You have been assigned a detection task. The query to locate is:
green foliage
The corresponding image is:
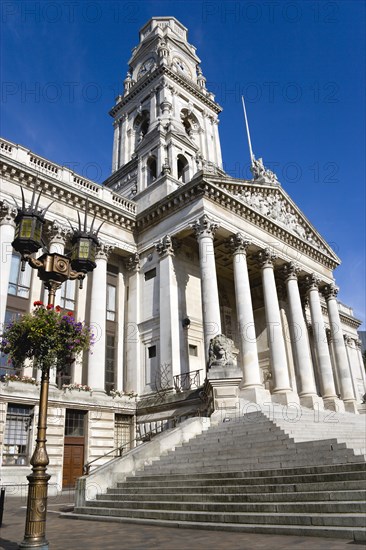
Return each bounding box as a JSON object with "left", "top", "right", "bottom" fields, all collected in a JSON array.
[{"left": 0, "top": 302, "right": 94, "bottom": 372}]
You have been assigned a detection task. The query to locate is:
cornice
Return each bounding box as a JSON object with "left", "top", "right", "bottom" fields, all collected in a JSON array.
[
  {"left": 109, "top": 65, "right": 222, "bottom": 118},
  {"left": 320, "top": 303, "right": 361, "bottom": 329},
  {"left": 136, "top": 177, "right": 339, "bottom": 270},
  {"left": 0, "top": 153, "right": 136, "bottom": 232}
]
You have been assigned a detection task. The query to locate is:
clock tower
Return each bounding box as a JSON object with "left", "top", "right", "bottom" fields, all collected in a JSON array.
[{"left": 105, "top": 17, "right": 223, "bottom": 210}]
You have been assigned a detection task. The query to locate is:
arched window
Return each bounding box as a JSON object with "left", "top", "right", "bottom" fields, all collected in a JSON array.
[
  {"left": 177, "top": 154, "right": 189, "bottom": 183},
  {"left": 147, "top": 156, "right": 157, "bottom": 185},
  {"left": 133, "top": 110, "right": 150, "bottom": 147}
]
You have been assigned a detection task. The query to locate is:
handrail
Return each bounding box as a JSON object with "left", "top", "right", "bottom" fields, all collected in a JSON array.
[
  {"left": 82, "top": 434, "right": 149, "bottom": 476},
  {"left": 83, "top": 445, "right": 124, "bottom": 475},
  {"left": 82, "top": 408, "right": 206, "bottom": 476}
]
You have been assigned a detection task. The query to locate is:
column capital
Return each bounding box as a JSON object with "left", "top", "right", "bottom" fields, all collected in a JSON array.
[
  {"left": 46, "top": 221, "right": 70, "bottom": 246},
  {"left": 226, "top": 232, "right": 251, "bottom": 255},
  {"left": 283, "top": 261, "right": 300, "bottom": 281},
  {"left": 126, "top": 253, "right": 140, "bottom": 272},
  {"left": 191, "top": 214, "right": 219, "bottom": 240},
  {"left": 155, "top": 235, "right": 179, "bottom": 257},
  {"left": 0, "top": 201, "right": 17, "bottom": 226},
  {"left": 305, "top": 273, "right": 321, "bottom": 291},
  {"left": 256, "top": 248, "right": 277, "bottom": 268},
  {"left": 323, "top": 283, "right": 339, "bottom": 301},
  {"left": 96, "top": 242, "right": 114, "bottom": 261}
]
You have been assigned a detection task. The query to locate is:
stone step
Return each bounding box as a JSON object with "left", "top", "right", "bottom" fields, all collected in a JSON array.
[
  {"left": 73, "top": 506, "right": 366, "bottom": 528},
  {"left": 133, "top": 461, "right": 366, "bottom": 479},
  {"left": 102, "top": 489, "right": 366, "bottom": 503},
  {"left": 63, "top": 511, "right": 366, "bottom": 541},
  {"left": 89, "top": 498, "right": 366, "bottom": 514},
  {"left": 117, "top": 479, "right": 366, "bottom": 494}
]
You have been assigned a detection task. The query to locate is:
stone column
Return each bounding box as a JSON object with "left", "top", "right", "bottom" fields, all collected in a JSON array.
[
  {"left": 191, "top": 215, "right": 221, "bottom": 363},
  {"left": 87, "top": 243, "right": 113, "bottom": 392},
  {"left": 125, "top": 253, "right": 141, "bottom": 394},
  {"left": 156, "top": 235, "right": 180, "bottom": 388},
  {"left": 323, "top": 284, "right": 358, "bottom": 413},
  {"left": 112, "top": 119, "right": 120, "bottom": 172},
  {"left": 116, "top": 270, "right": 126, "bottom": 392},
  {"left": 257, "top": 249, "right": 298, "bottom": 405},
  {"left": 305, "top": 274, "right": 344, "bottom": 411},
  {"left": 284, "top": 263, "right": 323, "bottom": 409},
  {"left": 0, "top": 203, "right": 17, "bottom": 328},
  {"left": 150, "top": 88, "right": 157, "bottom": 125},
  {"left": 228, "top": 233, "right": 269, "bottom": 404}
]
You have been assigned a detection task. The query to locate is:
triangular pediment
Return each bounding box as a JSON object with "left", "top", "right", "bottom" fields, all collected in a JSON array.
[{"left": 206, "top": 176, "right": 340, "bottom": 264}]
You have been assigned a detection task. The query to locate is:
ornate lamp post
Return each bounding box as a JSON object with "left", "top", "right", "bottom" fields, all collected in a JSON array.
[{"left": 11, "top": 187, "right": 101, "bottom": 550}]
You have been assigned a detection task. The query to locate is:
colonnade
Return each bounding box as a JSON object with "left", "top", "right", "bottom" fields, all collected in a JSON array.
[{"left": 0, "top": 208, "right": 362, "bottom": 412}]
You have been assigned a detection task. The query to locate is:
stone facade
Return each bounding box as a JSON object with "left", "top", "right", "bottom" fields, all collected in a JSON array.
[{"left": 0, "top": 17, "right": 365, "bottom": 493}]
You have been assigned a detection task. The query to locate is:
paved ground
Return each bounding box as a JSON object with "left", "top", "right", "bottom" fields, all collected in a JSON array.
[{"left": 0, "top": 492, "right": 362, "bottom": 550}]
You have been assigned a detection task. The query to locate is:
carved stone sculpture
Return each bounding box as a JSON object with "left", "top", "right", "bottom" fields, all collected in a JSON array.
[{"left": 208, "top": 334, "right": 237, "bottom": 370}]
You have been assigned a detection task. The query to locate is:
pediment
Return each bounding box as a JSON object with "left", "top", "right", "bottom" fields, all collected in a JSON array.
[{"left": 209, "top": 177, "right": 340, "bottom": 263}]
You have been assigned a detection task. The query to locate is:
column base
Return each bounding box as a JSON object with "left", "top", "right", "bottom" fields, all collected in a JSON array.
[
  {"left": 343, "top": 400, "right": 359, "bottom": 414},
  {"left": 300, "top": 394, "right": 324, "bottom": 411},
  {"left": 271, "top": 391, "right": 300, "bottom": 406},
  {"left": 323, "top": 396, "right": 345, "bottom": 413},
  {"left": 239, "top": 386, "right": 271, "bottom": 407}
]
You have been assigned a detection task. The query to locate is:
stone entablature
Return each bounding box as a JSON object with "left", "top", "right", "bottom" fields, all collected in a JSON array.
[
  {"left": 110, "top": 65, "right": 221, "bottom": 119},
  {"left": 0, "top": 138, "right": 136, "bottom": 230},
  {"left": 136, "top": 176, "right": 339, "bottom": 270}
]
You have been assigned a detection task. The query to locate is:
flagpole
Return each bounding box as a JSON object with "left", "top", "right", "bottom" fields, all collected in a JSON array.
[{"left": 241, "top": 95, "right": 255, "bottom": 166}]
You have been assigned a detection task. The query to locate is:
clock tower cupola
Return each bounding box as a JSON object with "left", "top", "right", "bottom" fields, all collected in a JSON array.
[{"left": 106, "top": 17, "right": 223, "bottom": 209}]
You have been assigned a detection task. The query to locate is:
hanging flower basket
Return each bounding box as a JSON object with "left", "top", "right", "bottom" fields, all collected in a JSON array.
[{"left": 0, "top": 302, "right": 95, "bottom": 373}]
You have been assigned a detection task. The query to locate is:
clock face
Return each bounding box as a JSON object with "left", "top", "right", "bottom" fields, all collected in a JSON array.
[
  {"left": 173, "top": 57, "right": 191, "bottom": 78},
  {"left": 137, "top": 57, "right": 155, "bottom": 79}
]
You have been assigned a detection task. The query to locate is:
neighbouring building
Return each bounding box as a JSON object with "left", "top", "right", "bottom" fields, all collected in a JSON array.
[{"left": 0, "top": 17, "right": 365, "bottom": 495}]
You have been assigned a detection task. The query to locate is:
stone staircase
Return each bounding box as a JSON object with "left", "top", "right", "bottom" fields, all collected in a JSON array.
[{"left": 72, "top": 409, "right": 366, "bottom": 541}]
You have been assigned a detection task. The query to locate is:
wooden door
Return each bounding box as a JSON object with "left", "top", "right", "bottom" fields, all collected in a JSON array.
[{"left": 62, "top": 437, "right": 84, "bottom": 488}]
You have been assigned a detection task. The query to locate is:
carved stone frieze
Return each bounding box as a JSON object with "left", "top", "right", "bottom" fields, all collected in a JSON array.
[{"left": 230, "top": 186, "right": 326, "bottom": 253}]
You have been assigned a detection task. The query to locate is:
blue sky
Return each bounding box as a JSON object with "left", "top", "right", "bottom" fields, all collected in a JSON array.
[{"left": 1, "top": 0, "right": 365, "bottom": 327}]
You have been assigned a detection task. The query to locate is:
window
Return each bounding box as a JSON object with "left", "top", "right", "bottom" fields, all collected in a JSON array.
[
  {"left": 8, "top": 254, "right": 32, "bottom": 298},
  {"left": 65, "top": 409, "right": 85, "bottom": 437},
  {"left": 148, "top": 345, "right": 156, "bottom": 358},
  {"left": 105, "top": 334, "right": 116, "bottom": 394},
  {"left": 177, "top": 154, "right": 189, "bottom": 183},
  {"left": 107, "top": 284, "right": 116, "bottom": 321},
  {"left": 1, "top": 310, "right": 23, "bottom": 376},
  {"left": 60, "top": 279, "right": 76, "bottom": 310},
  {"left": 189, "top": 344, "right": 198, "bottom": 357},
  {"left": 147, "top": 156, "right": 157, "bottom": 184},
  {"left": 144, "top": 268, "right": 156, "bottom": 281},
  {"left": 3, "top": 404, "right": 33, "bottom": 465},
  {"left": 115, "top": 414, "right": 132, "bottom": 455}
]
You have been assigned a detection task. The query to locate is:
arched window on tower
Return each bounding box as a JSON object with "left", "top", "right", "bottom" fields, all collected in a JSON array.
[
  {"left": 133, "top": 110, "right": 150, "bottom": 149},
  {"left": 177, "top": 154, "right": 189, "bottom": 183},
  {"left": 147, "top": 156, "right": 157, "bottom": 185}
]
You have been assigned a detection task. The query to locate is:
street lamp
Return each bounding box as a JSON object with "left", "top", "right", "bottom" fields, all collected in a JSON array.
[{"left": 11, "top": 187, "right": 102, "bottom": 550}]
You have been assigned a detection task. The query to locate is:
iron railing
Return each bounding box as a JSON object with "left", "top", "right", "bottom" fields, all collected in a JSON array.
[{"left": 173, "top": 369, "right": 202, "bottom": 392}]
